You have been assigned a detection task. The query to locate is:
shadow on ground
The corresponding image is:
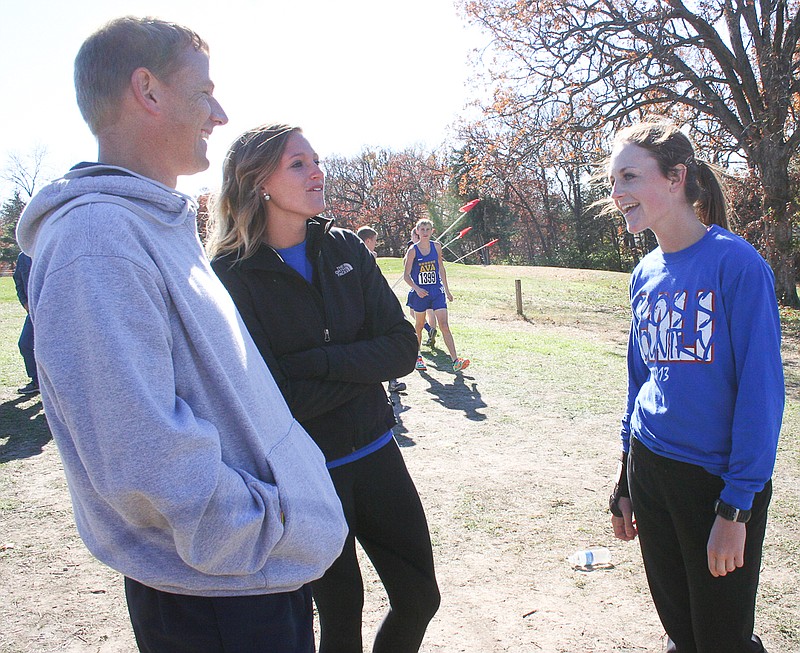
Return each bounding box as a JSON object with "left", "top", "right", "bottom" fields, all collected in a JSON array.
[
  {"left": 0, "top": 394, "right": 50, "bottom": 463},
  {"left": 390, "top": 349, "right": 487, "bottom": 449},
  {"left": 418, "top": 350, "right": 487, "bottom": 421}
]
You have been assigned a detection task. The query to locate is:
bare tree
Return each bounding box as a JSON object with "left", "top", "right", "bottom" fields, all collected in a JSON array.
[
  {"left": 2, "top": 146, "right": 51, "bottom": 199},
  {"left": 461, "top": 0, "right": 800, "bottom": 305}
]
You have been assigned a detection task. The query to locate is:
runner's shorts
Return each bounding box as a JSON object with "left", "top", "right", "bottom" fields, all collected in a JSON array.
[{"left": 407, "top": 289, "right": 447, "bottom": 312}]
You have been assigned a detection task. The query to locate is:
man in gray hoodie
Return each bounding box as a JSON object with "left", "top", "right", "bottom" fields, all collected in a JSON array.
[{"left": 15, "top": 16, "right": 347, "bottom": 653}]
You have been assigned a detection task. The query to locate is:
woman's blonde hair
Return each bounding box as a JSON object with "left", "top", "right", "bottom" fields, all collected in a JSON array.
[
  {"left": 610, "top": 122, "right": 729, "bottom": 229},
  {"left": 207, "top": 124, "right": 300, "bottom": 260}
]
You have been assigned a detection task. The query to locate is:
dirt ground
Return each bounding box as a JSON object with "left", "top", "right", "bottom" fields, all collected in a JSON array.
[{"left": 1, "top": 315, "right": 798, "bottom": 652}]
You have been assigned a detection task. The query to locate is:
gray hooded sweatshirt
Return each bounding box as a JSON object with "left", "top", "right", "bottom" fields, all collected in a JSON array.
[{"left": 16, "top": 164, "right": 347, "bottom": 596}]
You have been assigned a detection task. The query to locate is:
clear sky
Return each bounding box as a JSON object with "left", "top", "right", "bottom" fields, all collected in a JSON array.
[{"left": 0, "top": 0, "right": 487, "bottom": 199}]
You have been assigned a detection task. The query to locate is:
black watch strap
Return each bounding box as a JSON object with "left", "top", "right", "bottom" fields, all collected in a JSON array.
[
  {"left": 609, "top": 454, "right": 629, "bottom": 517},
  {"left": 714, "top": 499, "right": 751, "bottom": 523}
]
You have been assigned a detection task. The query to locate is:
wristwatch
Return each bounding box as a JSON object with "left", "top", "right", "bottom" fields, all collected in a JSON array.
[{"left": 714, "top": 499, "right": 751, "bottom": 523}]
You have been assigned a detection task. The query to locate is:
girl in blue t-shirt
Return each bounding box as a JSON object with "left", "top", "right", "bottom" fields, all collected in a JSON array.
[{"left": 606, "top": 122, "right": 783, "bottom": 653}]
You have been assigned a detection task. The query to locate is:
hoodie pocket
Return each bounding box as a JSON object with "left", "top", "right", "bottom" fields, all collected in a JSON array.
[{"left": 262, "top": 420, "right": 348, "bottom": 588}]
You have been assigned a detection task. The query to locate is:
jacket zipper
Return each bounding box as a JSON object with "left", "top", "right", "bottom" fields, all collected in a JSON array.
[
  {"left": 314, "top": 241, "right": 332, "bottom": 344},
  {"left": 270, "top": 243, "right": 331, "bottom": 344}
]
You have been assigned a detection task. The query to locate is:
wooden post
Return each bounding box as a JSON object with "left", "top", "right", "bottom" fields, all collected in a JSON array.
[{"left": 515, "top": 279, "right": 523, "bottom": 315}]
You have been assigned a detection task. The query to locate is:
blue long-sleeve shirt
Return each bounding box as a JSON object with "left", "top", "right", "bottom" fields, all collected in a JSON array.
[{"left": 621, "top": 225, "right": 784, "bottom": 510}]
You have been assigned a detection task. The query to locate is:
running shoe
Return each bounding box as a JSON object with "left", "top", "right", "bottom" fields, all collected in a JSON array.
[
  {"left": 452, "top": 357, "right": 470, "bottom": 372},
  {"left": 388, "top": 379, "right": 407, "bottom": 392},
  {"left": 17, "top": 380, "right": 39, "bottom": 395},
  {"left": 415, "top": 356, "right": 427, "bottom": 371},
  {"left": 426, "top": 327, "right": 437, "bottom": 347}
]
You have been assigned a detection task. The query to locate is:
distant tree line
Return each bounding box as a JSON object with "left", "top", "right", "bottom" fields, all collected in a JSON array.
[
  {"left": 7, "top": 0, "right": 800, "bottom": 304},
  {"left": 313, "top": 139, "right": 778, "bottom": 277},
  {"left": 6, "top": 140, "right": 790, "bottom": 280}
]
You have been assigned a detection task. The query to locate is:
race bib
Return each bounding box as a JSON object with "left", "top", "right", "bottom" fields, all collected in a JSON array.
[{"left": 417, "top": 261, "right": 437, "bottom": 286}]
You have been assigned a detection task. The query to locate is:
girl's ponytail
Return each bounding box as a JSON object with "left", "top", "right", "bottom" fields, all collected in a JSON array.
[{"left": 694, "top": 159, "right": 728, "bottom": 229}]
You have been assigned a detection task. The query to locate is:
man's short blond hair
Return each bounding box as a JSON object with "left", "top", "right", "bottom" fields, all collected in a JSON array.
[{"left": 74, "top": 16, "right": 208, "bottom": 135}]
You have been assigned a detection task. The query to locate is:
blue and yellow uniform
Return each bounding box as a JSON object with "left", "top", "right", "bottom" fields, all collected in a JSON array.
[{"left": 406, "top": 243, "right": 447, "bottom": 311}]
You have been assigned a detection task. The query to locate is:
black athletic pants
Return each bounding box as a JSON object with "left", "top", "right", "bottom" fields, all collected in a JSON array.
[
  {"left": 629, "top": 437, "right": 771, "bottom": 653},
  {"left": 313, "top": 438, "right": 440, "bottom": 653},
  {"left": 125, "top": 578, "right": 314, "bottom": 653}
]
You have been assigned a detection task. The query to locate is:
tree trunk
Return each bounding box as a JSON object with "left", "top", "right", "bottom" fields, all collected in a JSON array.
[{"left": 755, "top": 146, "right": 800, "bottom": 307}]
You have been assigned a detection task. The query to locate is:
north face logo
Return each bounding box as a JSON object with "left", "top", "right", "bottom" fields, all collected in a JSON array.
[{"left": 334, "top": 263, "right": 354, "bottom": 277}]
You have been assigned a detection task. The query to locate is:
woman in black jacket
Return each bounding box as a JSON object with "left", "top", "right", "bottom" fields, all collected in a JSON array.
[{"left": 208, "top": 124, "right": 440, "bottom": 653}]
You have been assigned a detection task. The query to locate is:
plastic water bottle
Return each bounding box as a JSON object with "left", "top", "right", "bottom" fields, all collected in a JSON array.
[{"left": 568, "top": 547, "right": 611, "bottom": 567}]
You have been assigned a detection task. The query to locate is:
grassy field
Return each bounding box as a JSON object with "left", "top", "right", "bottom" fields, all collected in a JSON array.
[{"left": 0, "top": 263, "right": 798, "bottom": 652}]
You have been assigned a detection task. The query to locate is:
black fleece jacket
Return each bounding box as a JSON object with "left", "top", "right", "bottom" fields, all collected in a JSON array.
[{"left": 211, "top": 217, "right": 418, "bottom": 462}]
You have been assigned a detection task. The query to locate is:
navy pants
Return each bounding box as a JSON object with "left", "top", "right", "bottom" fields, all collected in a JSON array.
[
  {"left": 125, "top": 578, "right": 314, "bottom": 653},
  {"left": 314, "top": 439, "right": 440, "bottom": 653},
  {"left": 18, "top": 314, "right": 36, "bottom": 382},
  {"left": 629, "top": 437, "right": 770, "bottom": 653}
]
